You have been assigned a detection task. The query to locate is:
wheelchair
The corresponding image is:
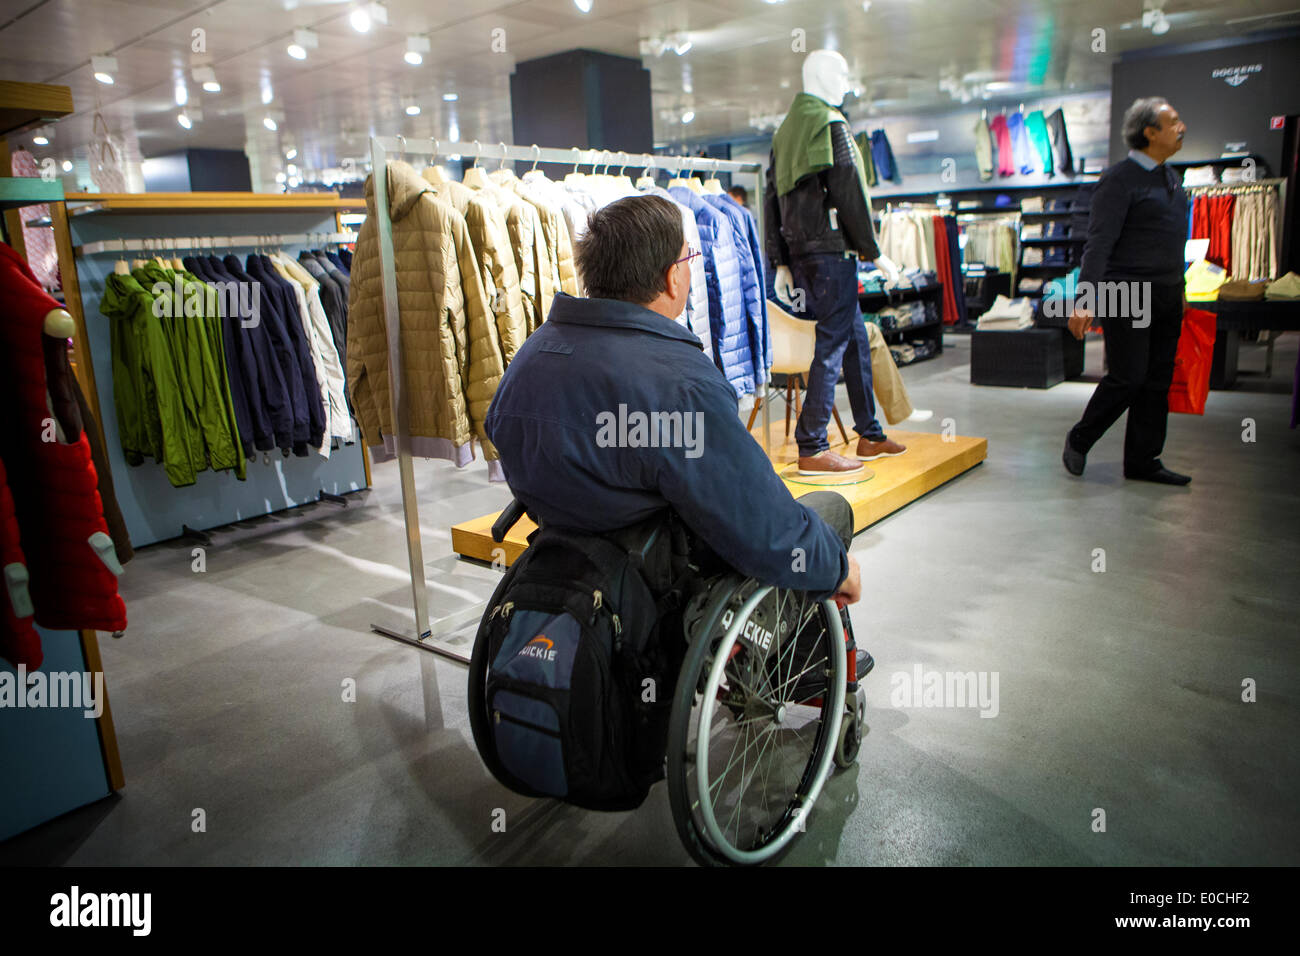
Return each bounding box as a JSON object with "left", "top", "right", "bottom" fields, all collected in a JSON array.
[{"left": 477, "top": 499, "right": 867, "bottom": 867}]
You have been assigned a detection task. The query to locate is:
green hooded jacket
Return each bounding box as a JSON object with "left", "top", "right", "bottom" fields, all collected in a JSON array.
[{"left": 772, "top": 92, "right": 872, "bottom": 200}]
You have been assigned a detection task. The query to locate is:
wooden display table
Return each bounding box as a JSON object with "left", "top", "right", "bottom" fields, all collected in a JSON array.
[{"left": 451, "top": 427, "right": 987, "bottom": 566}]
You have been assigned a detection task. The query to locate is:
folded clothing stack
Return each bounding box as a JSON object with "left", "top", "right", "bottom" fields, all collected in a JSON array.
[
  {"left": 889, "top": 343, "right": 917, "bottom": 365},
  {"left": 1182, "top": 165, "right": 1217, "bottom": 187},
  {"left": 876, "top": 301, "right": 929, "bottom": 331},
  {"left": 1266, "top": 272, "right": 1300, "bottom": 300},
  {"left": 1217, "top": 279, "right": 1269, "bottom": 302},
  {"left": 909, "top": 338, "right": 937, "bottom": 361},
  {"left": 1020, "top": 196, "right": 1044, "bottom": 213},
  {"left": 1185, "top": 259, "right": 1229, "bottom": 301},
  {"left": 1021, "top": 223, "right": 1043, "bottom": 239},
  {"left": 976, "top": 294, "right": 1034, "bottom": 330}
]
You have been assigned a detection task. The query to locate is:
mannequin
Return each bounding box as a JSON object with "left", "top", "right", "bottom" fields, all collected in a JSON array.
[{"left": 765, "top": 49, "right": 907, "bottom": 473}]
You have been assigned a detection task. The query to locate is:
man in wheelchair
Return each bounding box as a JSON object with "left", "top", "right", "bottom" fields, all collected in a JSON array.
[{"left": 485, "top": 194, "right": 869, "bottom": 672}]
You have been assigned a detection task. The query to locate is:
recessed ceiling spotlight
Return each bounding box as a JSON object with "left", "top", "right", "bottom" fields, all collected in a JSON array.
[
  {"left": 681, "top": 110, "right": 695, "bottom": 124},
  {"left": 350, "top": 8, "right": 371, "bottom": 32},
  {"left": 175, "top": 83, "right": 188, "bottom": 106},
  {"left": 1152, "top": 11, "right": 1170, "bottom": 34},
  {"left": 286, "top": 148, "right": 298, "bottom": 160},
  {"left": 275, "top": 172, "right": 287, "bottom": 184},
  {"left": 264, "top": 116, "right": 278, "bottom": 131},
  {"left": 443, "top": 92, "right": 458, "bottom": 101},
  {"left": 32, "top": 132, "right": 49, "bottom": 145},
  {"left": 178, "top": 113, "right": 192, "bottom": 129},
  {"left": 405, "top": 104, "right": 421, "bottom": 115},
  {"left": 92, "top": 55, "right": 117, "bottom": 85},
  {"left": 203, "top": 80, "right": 221, "bottom": 92},
  {"left": 404, "top": 51, "right": 422, "bottom": 65},
  {"left": 574, "top": 0, "right": 593, "bottom": 12},
  {"left": 288, "top": 44, "right": 307, "bottom": 60},
  {"left": 62, "top": 159, "right": 73, "bottom": 172},
  {"left": 290, "top": 28, "right": 318, "bottom": 60}
]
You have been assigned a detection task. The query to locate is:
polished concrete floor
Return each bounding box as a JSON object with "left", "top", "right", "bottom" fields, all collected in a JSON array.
[{"left": 4, "top": 332, "right": 1298, "bottom": 866}]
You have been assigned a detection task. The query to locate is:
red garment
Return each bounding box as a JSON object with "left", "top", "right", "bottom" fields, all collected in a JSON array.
[
  {"left": 1191, "top": 195, "right": 1235, "bottom": 273},
  {"left": 0, "top": 456, "right": 41, "bottom": 669},
  {"left": 989, "top": 115, "right": 1015, "bottom": 177},
  {"left": 932, "top": 215, "right": 960, "bottom": 325},
  {"left": 0, "top": 243, "right": 127, "bottom": 638},
  {"left": 1170, "top": 308, "right": 1216, "bottom": 415}
]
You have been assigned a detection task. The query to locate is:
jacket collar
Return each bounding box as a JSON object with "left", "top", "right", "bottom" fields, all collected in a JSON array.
[
  {"left": 546, "top": 292, "right": 703, "bottom": 349},
  {"left": 364, "top": 159, "right": 432, "bottom": 223}
]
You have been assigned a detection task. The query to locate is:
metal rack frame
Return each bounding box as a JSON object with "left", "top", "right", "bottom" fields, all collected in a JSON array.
[
  {"left": 365, "top": 135, "right": 772, "bottom": 662},
  {"left": 74, "top": 231, "right": 357, "bottom": 256}
]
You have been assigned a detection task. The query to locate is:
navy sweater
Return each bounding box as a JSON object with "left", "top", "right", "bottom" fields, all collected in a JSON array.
[{"left": 1079, "top": 157, "right": 1189, "bottom": 289}]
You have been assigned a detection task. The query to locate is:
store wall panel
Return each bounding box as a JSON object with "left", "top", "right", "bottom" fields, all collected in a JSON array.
[{"left": 1111, "top": 35, "right": 1300, "bottom": 173}]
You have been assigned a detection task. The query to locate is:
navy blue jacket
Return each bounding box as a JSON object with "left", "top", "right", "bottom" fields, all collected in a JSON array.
[
  {"left": 239, "top": 255, "right": 311, "bottom": 455},
  {"left": 485, "top": 293, "right": 847, "bottom": 596}
]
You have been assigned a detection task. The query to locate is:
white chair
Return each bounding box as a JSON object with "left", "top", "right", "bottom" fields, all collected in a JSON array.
[{"left": 746, "top": 299, "right": 850, "bottom": 445}]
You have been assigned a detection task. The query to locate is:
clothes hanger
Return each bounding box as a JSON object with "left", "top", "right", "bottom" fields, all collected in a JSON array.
[
  {"left": 667, "top": 156, "right": 692, "bottom": 191},
  {"left": 463, "top": 140, "right": 491, "bottom": 189},
  {"left": 612, "top": 151, "right": 634, "bottom": 191},
  {"left": 702, "top": 158, "right": 725, "bottom": 195},
  {"left": 423, "top": 137, "right": 450, "bottom": 183},
  {"left": 564, "top": 147, "right": 586, "bottom": 184},
  {"left": 635, "top": 157, "right": 657, "bottom": 190},
  {"left": 492, "top": 141, "right": 516, "bottom": 183}
]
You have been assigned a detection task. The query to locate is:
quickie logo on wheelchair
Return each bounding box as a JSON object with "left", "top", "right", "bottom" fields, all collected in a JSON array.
[
  {"left": 720, "top": 609, "right": 775, "bottom": 657},
  {"left": 516, "top": 635, "right": 558, "bottom": 662}
]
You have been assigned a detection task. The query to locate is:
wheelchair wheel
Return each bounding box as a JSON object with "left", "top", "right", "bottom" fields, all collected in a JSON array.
[
  {"left": 666, "top": 576, "right": 846, "bottom": 866},
  {"left": 834, "top": 685, "right": 866, "bottom": 769}
]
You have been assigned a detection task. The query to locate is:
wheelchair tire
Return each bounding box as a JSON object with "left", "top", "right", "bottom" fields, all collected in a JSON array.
[
  {"left": 834, "top": 686, "right": 866, "bottom": 769},
  {"left": 666, "top": 576, "right": 846, "bottom": 866}
]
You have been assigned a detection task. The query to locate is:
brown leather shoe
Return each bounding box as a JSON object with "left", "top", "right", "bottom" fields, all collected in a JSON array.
[
  {"left": 797, "top": 450, "right": 865, "bottom": 476},
  {"left": 856, "top": 437, "right": 907, "bottom": 461}
]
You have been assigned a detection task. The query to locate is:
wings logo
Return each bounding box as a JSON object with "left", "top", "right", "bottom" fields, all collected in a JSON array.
[
  {"left": 517, "top": 635, "right": 557, "bottom": 662},
  {"left": 1225, "top": 75, "right": 1248, "bottom": 87}
]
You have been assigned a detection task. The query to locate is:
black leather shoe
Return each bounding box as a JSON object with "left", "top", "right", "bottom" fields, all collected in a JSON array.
[
  {"left": 1062, "top": 435, "right": 1085, "bottom": 476},
  {"left": 1126, "top": 467, "right": 1191, "bottom": 486}
]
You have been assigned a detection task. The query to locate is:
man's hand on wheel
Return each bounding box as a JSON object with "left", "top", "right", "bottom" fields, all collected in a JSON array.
[
  {"left": 1067, "top": 307, "right": 1092, "bottom": 341},
  {"left": 835, "top": 555, "right": 862, "bottom": 608}
]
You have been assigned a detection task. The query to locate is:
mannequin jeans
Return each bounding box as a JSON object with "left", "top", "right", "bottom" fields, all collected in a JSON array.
[{"left": 790, "top": 252, "right": 885, "bottom": 456}]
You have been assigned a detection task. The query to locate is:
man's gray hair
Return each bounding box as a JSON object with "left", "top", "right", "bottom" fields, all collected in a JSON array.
[{"left": 1122, "top": 97, "right": 1170, "bottom": 150}]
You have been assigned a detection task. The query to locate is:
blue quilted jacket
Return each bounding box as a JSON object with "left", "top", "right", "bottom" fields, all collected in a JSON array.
[
  {"left": 670, "top": 186, "right": 752, "bottom": 396},
  {"left": 707, "top": 194, "right": 770, "bottom": 382}
]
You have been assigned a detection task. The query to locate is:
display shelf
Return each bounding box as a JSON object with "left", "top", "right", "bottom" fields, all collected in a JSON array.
[
  {"left": 878, "top": 316, "right": 943, "bottom": 337},
  {"left": 0, "top": 176, "right": 63, "bottom": 210},
  {"left": 1018, "top": 236, "right": 1085, "bottom": 246},
  {"left": 0, "top": 80, "right": 73, "bottom": 137}
]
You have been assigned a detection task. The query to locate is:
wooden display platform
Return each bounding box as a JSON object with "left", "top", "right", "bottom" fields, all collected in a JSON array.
[{"left": 451, "top": 427, "right": 987, "bottom": 566}]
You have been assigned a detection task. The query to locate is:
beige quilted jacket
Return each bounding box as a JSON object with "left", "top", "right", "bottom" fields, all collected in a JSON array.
[
  {"left": 347, "top": 160, "right": 503, "bottom": 464},
  {"left": 464, "top": 169, "right": 549, "bottom": 335},
  {"left": 422, "top": 173, "right": 528, "bottom": 365},
  {"left": 493, "top": 170, "right": 580, "bottom": 301}
]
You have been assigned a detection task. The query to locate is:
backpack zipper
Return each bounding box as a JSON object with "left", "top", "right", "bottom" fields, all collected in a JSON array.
[{"left": 592, "top": 590, "right": 623, "bottom": 650}]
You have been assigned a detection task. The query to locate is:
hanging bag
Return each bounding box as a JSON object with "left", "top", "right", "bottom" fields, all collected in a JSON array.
[
  {"left": 1169, "top": 308, "right": 1216, "bottom": 415},
  {"left": 88, "top": 112, "right": 128, "bottom": 194}
]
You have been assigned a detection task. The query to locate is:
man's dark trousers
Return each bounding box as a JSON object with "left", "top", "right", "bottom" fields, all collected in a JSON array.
[
  {"left": 1068, "top": 282, "right": 1184, "bottom": 475},
  {"left": 790, "top": 252, "right": 886, "bottom": 457}
]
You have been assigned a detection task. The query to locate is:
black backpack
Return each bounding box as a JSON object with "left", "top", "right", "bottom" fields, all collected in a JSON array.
[{"left": 468, "top": 515, "right": 692, "bottom": 812}]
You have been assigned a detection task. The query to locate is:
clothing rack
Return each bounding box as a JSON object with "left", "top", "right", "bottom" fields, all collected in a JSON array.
[
  {"left": 366, "top": 134, "right": 771, "bottom": 663},
  {"left": 1184, "top": 178, "right": 1285, "bottom": 195},
  {"left": 74, "top": 231, "right": 356, "bottom": 257}
]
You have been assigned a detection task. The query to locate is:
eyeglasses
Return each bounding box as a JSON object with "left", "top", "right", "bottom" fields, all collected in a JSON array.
[{"left": 673, "top": 250, "right": 702, "bottom": 266}]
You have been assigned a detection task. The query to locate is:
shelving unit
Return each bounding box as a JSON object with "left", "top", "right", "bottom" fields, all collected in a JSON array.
[{"left": 861, "top": 284, "right": 945, "bottom": 365}]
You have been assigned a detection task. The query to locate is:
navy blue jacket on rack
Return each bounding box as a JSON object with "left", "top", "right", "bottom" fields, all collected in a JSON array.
[
  {"left": 183, "top": 255, "right": 259, "bottom": 458},
  {"left": 248, "top": 255, "right": 326, "bottom": 450},
  {"left": 201, "top": 255, "right": 294, "bottom": 453},
  {"left": 871, "top": 129, "right": 900, "bottom": 184},
  {"left": 485, "top": 292, "right": 847, "bottom": 598},
  {"left": 240, "top": 254, "right": 314, "bottom": 455},
  {"left": 299, "top": 254, "right": 348, "bottom": 371}
]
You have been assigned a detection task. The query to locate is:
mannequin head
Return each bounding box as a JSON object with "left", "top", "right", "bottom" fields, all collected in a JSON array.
[{"left": 802, "top": 50, "right": 852, "bottom": 107}]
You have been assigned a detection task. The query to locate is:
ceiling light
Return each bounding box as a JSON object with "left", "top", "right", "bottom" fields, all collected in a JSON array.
[
  {"left": 681, "top": 110, "right": 695, "bottom": 124},
  {"left": 288, "top": 44, "right": 306, "bottom": 60},
  {"left": 350, "top": 8, "right": 371, "bottom": 32},
  {"left": 405, "top": 104, "right": 421, "bottom": 115},
  {"left": 404, "top": 50, "right": 422, "bottom": 65},
  {"left": 203, "top": 80, "right": 221, "bottom": 92},
  {"left": 275, "top": 172, "right": 287, "bottom": 184},
  {"left": 1152, "top": 11, "right": 1170, "bottom": 34},
  {"left": 288, "top": 176, "right": 300, "bottom": 188},
  {"left": 287, "top": 163, "right": 298, "bottom": 176},
  {"left": 574, "top": 0, "right": 594, "bottom": 12},
  {"left": 264, "top": 116, "right": 278, "bottom": 131},
  {"left": 62, "top": 159, "right": 73, "bottom": 172},
  {"left": 406, "top": 34, "right": 429, "bottom": 66},
  {"left": 178, "top": 113, "right": 192, "bottom": 129},
  {"left": 443, "top": 92, "right": 458, "bottom": 101},
  {"left": 175, "top": 83, "right": 187, "bottom": 106},
  {"left": 286, "top": 148, "right": 298, "bottom": 160},
  {"left": 32, "top": 133, "right": 48, "bottom": 145},
  {"left": 92, "top": 55, "right": 117, "bottom": 85},
  {"left": 448, "top": 118, "right": 460, "bottom": 141}
]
